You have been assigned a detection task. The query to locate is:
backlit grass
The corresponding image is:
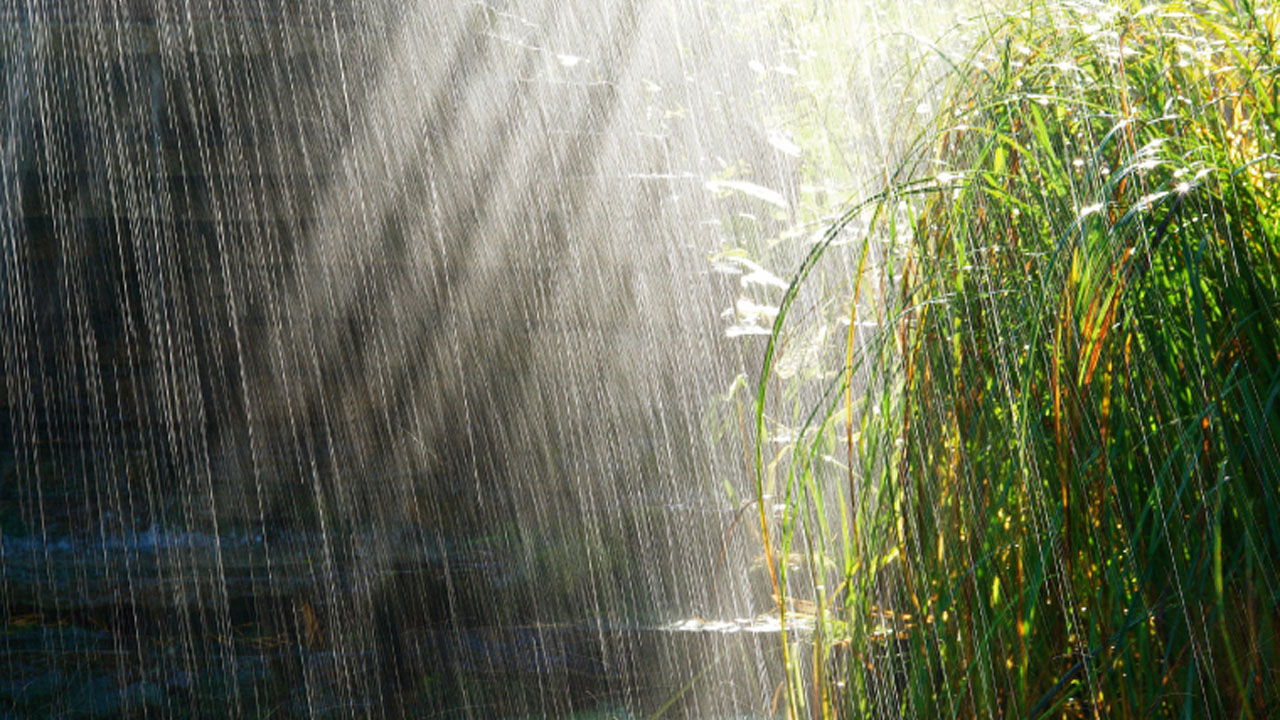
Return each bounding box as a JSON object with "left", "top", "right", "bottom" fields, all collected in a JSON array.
[{"left": 754, "top": 1, "right": 1280, "bottom": 717}]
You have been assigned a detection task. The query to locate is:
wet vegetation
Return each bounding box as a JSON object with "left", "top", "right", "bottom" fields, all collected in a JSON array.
[{"left": 755, "top": 0, "right": 1280, "bottom": 717}]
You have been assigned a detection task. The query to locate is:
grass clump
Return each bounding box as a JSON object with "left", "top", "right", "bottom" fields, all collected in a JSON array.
[{"left": 754, "top": 1, "right": 1280, "bottom": 717}]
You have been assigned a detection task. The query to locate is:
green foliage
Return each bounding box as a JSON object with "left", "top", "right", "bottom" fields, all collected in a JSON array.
[{"left": 755, "top": 1, "right": 1280, "bottom": 717}]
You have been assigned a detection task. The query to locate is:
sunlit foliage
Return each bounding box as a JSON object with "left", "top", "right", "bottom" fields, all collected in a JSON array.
[{"left": 756, "top": 1, "right": 1280, "bottom": 717}]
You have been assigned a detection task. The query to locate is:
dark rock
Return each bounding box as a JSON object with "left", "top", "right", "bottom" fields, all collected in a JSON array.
[
  {"left": 63, "top": 676, "right": 122, "bottom": 719},
  {"left": 122, "top": 681, "right": 165, "bottom": 709}
]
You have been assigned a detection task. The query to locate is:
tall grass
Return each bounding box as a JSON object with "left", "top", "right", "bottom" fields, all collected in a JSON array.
[{"left": 754, "top": 1, "right": 1280, "bottom": 717}]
